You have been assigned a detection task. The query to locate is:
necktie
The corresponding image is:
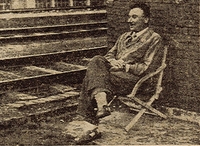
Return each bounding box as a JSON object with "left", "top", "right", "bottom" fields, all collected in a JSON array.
[
  {"left": 131, "top": 31, "right": 137, "bottom": 38},
  {"left": 125, "top": 31, "right": 136, "bottom": 45}
]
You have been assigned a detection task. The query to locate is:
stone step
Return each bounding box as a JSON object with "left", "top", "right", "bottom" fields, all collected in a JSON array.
[
  {"left": 0, "top": 21, "right": 107, "bottom": 35},
  {"left": 0, "top": 70, "right": 22, "bottom": 81},
  {"left": 0, "top": 101, "right": 78, "bottom": 128},
  {"left": 50, "top": 84, "right": 76, "bottom": 93},
  {"left": 0, "top": 87, "right": 80, "bottom": 127},
  {"left": 0, "top": 36, "right": 107, "bottom": 59},
  {"left": 6, "top": 91, "right": 79, "bottom": 109},
  {"left": 24, "top": 66, "right": 62, "bottom": 74},
  {"left": 0, "top": 10, "right": 107, "bottom": 28}
]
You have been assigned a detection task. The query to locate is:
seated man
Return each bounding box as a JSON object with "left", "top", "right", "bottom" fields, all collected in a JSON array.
[{"left": 76, "top": 2, "right": 163, "bottom": 123}]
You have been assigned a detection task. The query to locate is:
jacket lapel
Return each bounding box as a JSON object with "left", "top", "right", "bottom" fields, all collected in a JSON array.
[
  {"left": 126, "top": 28, "right": 152, "bottom": 48},
  {"left": 119, "top": 28, "right": 153, "bottom": 60}
]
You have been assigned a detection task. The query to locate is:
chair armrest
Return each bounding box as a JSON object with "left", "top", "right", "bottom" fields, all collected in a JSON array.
[{"left": 127, "top": 63, "right": 167, "bottom": 98}]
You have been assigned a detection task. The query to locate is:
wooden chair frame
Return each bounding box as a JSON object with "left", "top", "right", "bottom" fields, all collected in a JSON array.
[{"left": 112, "top": 46, "right": 168, "bottom": 132}]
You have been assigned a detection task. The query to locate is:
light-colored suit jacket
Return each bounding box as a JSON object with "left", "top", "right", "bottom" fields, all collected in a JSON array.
[{"left": 105, "top": 28, "right": 163, "bottom": 77}]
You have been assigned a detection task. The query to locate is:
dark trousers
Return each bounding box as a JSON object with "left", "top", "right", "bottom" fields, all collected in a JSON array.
[{"left": 77, "top": 55, "right": 140, "bottom": 117}]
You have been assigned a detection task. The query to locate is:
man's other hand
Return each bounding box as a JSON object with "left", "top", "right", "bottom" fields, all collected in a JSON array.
[{"left": 110, "top": 59, "right": 125, "bottom": 69}]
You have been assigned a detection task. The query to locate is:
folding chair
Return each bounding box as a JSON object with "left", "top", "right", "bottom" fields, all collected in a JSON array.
[{"left": 111, "top": 45, "right": 168, "bottom": 132}]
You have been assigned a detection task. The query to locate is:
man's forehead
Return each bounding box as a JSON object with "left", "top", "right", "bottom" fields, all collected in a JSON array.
[{"left": 129, "top": 8, "right": 144, "bottom": 16}]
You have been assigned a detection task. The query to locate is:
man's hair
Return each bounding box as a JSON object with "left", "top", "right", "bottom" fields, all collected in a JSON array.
[{"left": 129, "top": 2, "right": 150, "bottom": 18}]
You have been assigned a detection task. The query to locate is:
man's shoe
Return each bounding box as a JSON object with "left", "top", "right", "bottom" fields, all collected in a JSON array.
[{"left": 96, "top": 105, "right": 111, "bottom": 119}]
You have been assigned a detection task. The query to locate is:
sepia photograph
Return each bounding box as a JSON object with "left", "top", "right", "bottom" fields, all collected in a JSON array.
[{"left": 0, "top": 0, "right": 199, "bottom": 145}]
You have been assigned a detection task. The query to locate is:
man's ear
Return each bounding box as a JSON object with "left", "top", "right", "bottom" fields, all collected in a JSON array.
[{"left": 144, "top": 17, "right": 149, "bottom": 24}]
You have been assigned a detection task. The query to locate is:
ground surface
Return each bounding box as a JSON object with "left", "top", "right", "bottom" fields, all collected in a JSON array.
[
  {"left": 0, "top": 106, "right": 199, "bottom": 145},
  {"left": 95, "top": 111, "right": 200, "bottom": 145}
]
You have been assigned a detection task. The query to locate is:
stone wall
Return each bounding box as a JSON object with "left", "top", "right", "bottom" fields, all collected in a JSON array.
[{"left": 106, "top": 0, "right": 200, "bottom": 112}]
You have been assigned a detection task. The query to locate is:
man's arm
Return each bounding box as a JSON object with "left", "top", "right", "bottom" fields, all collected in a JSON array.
[
  {"left": 105, "top": 34, "right": 126, "bottom": 69},
  {"left": 104, "top": 39, "right": 119, "bottom": 62},
  {"left": 125, "top": 36, "right": 162, "bottom": 75}
]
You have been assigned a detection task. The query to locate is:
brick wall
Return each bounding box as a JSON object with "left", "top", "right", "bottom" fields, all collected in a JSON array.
[{"left": 106, "top": 0, "right": 200, "bottom": 112}]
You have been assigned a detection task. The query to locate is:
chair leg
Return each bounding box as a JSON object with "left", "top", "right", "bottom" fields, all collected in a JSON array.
[
  {"left": 125, "top": 94, "right": 166, "bottom": 132},
  {"left": 125, "top": 108, "right": 147, "bottom": 132}
]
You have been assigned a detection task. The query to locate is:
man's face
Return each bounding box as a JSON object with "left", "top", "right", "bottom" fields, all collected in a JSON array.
[{"left": 127, "top": 8, "right": 149, "bottom": 32}]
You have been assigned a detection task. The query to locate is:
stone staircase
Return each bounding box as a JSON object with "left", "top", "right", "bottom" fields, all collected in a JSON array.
[
  {"left": 0, "top": 9, "right": 108, "bottom": 128},
  {"left": 0, "top": 84, "right": 80, "bottom": 128}
]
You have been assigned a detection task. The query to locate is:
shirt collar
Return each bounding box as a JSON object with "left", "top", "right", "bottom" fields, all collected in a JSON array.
[
  {"left": 128, "top": 27, "right": 149, "bottom": 38},
  {"left": 135, "top": 27, "right": 149, "bottom": 37}
]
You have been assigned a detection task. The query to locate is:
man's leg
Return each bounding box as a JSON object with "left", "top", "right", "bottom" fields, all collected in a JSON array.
[
  {"left": 94, "top": 92, "right": 107, "bottom": 111},
  {"left": 76, "top": 55, "right": 112, "bottom": 120},
  {"left": 93, "top": 91, "right": 111, "bottom": 118}
]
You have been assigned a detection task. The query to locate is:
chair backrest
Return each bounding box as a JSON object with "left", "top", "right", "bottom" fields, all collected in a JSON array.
[
  {"left": 153, "top": 45, "right": 168, "bottom": 99},
  {"left": 127, "top": 45, "right": 168, "bottom": 98}
]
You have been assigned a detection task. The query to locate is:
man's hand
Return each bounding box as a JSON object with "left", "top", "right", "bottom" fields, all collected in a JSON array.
[{"left": 110, "top": 59, "right": 125, "bottom": 69}]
